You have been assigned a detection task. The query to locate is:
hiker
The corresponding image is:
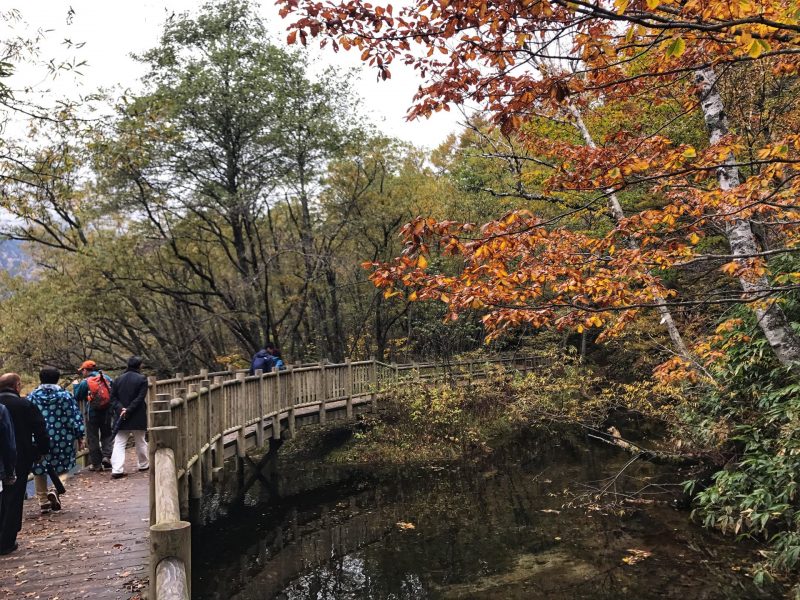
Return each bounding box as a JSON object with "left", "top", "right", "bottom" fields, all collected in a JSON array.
[
  {"left": 0, "top": 403, "right": 15, "bottom": 519},
  {"left": 268, "top": 343, "right": 286, "bottom": 370},
  {"left": 109, "top": 356, "right": 149, "bottom": 479},
  {"left": 249, "top": 342, "right": 286, "bottom": 375},
  {"left": 0, "top": 373, "right": 49, "bottom": 555},
  {"left": 28, "top": 367, "right": 86, "bottom": 513},
  {"left": 73, "top": 360, "right": 114, "bottom": 471},
  {"left": 249, "top": 343, "right": 277, "bottom": 375}
]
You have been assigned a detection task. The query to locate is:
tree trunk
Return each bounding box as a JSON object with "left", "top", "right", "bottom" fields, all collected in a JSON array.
[
  {"left": 695, "top": 67, "right": 800, "bottom": 368},
  {"left": 567, "top": 102, "right": 692, "bottom": 362}
]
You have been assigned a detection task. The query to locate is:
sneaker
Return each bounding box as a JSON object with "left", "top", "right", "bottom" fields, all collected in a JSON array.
[
  {"left": 138, "top": 466, "right": 149, "bottom": 472},
  {"left": 47, "top": 491, "right": 61, "bottom": 512},
  {"left": 101, "top": 459, "right": 112, "bottom": 471},
  {"left": 111, "top": 472, "right": 127, "bottom": 479},
  {"left": 39, "top": 504, "right": 51, "bottom": 515},
  {"left": 88, "top": 464, "right": 102, "bottom": 472}
]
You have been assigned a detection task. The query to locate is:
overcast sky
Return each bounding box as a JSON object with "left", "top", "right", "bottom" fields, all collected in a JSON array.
[{"left": 4, "top": 0, "right": 462, "bottom": 148}]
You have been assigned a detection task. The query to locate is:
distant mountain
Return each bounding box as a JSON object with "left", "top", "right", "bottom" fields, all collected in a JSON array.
[{"left": 0, "top": 239, "right": 33, "bottom": 278}]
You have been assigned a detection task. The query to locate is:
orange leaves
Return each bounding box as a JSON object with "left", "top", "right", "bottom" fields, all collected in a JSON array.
[
  {"left": 362, "top": 208, "right": 697, "bottom": 340},
  {"left": 721, "top": 259, "right": 768, "bottom": 281}
]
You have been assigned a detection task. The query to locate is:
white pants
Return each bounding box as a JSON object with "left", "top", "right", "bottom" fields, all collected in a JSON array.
[{"left": 110, "top": 430, "right": 149, "bottom": 474}]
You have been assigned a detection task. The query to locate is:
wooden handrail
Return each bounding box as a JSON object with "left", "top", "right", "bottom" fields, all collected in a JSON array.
[{"left": 147, "top": 354, "right": 546, "bottom": 599}]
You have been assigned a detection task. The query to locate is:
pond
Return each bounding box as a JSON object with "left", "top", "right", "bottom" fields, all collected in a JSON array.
[{"left": 193, "top": 427, "right": 777, "bottom": 599}]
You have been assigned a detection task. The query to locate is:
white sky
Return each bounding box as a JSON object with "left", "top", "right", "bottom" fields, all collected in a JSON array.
[{"left": 4, "top": 0, "right": 462, "bottom": 149}]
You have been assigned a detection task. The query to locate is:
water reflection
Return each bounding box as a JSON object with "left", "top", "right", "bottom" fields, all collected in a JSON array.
[{"left": 194, "top": 430, "right": 774, "bottom": 599}]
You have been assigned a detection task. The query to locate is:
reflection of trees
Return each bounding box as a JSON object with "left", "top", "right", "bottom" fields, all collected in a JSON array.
[{"left": 196, "top": 434, "right": 768, "bottom": 599}]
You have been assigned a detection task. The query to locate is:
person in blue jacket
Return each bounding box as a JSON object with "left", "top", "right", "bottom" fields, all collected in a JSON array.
[{"left": 29, "top": 366, "right": 85, "bottom": 513}]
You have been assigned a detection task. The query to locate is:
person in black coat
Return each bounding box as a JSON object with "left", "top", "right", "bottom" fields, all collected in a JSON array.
[
  {"left": 0, "top": 402, "right": 16, "bottom": 518},
  {"left": 0, "top": 372, "right": 50, "bottom": 554},
  {"left": 109, "top": 356, "right": 149, "bottom": 479}
]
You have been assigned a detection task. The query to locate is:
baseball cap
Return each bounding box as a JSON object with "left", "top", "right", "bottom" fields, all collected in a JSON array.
[{"left": 79, "top": 360, "right": 97, "bottom": 371}]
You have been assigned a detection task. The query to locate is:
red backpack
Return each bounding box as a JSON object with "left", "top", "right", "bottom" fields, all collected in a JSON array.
[{"left": 87, "top": 372, "right": 112, "bottom": 410}]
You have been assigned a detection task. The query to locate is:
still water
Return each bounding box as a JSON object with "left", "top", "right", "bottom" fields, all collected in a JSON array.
[{"left": 193, "top": 428, "right": 775, "bottom": 599}]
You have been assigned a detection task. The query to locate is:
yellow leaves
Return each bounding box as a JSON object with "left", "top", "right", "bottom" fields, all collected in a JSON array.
[
  {"left": 614, "top": 0, "right": 630, "bottom": 14},
  {"left": 587, "top": 315, "right": 604, "bottom": 328},
  {"left": 664, "top": 36, "right": 686, "bottom": 59},
  {"left": 688, "top": 233, "right": 700, "bottom": 245},
  {"left": 736, "top": 30, "right": 771, "bottom": 58},
  {"left": 645, "top": 0, "right": 660, "bottom": 8},
  {"left": 721, "top": 261, "right": 740, "bottom": 276},
  {"left": 747, "top": 38, "right": 771, "bottom": 58},
  {"left": 682, "top": 146, "right": 696, "bottom": 159},
  {"left": 715, "top": 319, "right": 743, "bottom": 334},
  {"left": 384, "top": 289, "right": 401, "bottom": 299},
  {"left": 417, "top": 254, "right": 429, "bottom": 269}
]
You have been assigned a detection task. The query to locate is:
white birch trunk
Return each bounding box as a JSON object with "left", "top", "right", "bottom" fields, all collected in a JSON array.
[
  {"left": 695, "top": 67, "right": 800, "bottom": 367},
  {"left": 567, "top": 102, "right": 692, "bottom": 362}
]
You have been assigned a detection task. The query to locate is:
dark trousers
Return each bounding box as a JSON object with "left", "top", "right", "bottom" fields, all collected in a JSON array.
[
  {"left": 0, "top": 464, "right": 30, "bottom": 551},
  {"left": 86, "top": 409, "right": 113, "bottom": 467}
]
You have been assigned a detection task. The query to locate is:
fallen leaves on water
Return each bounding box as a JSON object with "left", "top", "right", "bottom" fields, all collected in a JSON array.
[
  {"left": 395, "top": 521, "right": 415, "bottom": 531},
  {"left": 622, "top": 548, "right": 652, "bottom": 565}
]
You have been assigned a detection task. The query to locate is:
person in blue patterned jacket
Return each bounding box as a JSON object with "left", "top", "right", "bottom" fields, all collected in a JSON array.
[{"left": 28, "top": 366, "right": 85, "bottom": 513}]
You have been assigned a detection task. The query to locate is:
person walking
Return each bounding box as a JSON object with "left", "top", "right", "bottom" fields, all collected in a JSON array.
[
  {"left": 28, "top": 367, "right": 86, "bottom": 513},
  {"left": 0, "top": 373, "right": 49, "bottom": 555},
  {"left": 0, "top": 403, "right": 15, "bottom": 521},
  {"left": 109, "top": 356, "right": 149, "bottom": 479},
  {"left": 73, "top": 360, "right": 113, "bottom": 471}
]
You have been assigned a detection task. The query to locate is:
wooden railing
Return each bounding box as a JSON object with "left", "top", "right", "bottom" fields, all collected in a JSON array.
[{"left": 146, "top": 354, "right": 545, "bottom": 600}]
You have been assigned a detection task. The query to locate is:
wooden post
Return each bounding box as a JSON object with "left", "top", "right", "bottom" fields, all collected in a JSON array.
[
  {"left": 147, "top": 376, "right": 157, "bottom": 429},
  {"left": 272, "top": 369, "right": 281, "bottom": 440},
  {"left": 176, "top": 388, "right": 189, "bottom": 520},
  {"left": 319, "top": 360, "right": 327, "bottom": 425},
  {"left": 235, "top": 372, "right": 246, "bottom": 460},
  {"left": 149, "top": 432, "right": 191, "bottom": 600},
  {"left": 285, "top": 366, "right": 296, "bottom": 438},
  {"left": 255, "top": 369, "right": 265, "bottom": 448},
  {"left": 208, "top": 375, "right": 225, "bottom": 482},
  {"left": 149, "top": 394, "right": 172, "bottom": 527},
  {"left": 391, "top": 362, "right": 398, "bottom": 384},
  {"left": 155, "top": 556, "right": 189, "bottom": 600},
  {"left": 370, "top": 356, "right": 378, "bottom": 413},
  {"left": 201, "top": 379, "right": 212, "bottom": 485},
  {"left": 345, "top": 358, "right": 353, "bottom": 419}
]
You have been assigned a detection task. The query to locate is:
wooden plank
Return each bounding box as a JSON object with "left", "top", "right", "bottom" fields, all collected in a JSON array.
[{"left": 0, "top": 447, "right": 150, "bottom": 599}]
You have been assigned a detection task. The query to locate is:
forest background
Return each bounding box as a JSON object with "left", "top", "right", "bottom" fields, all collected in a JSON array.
[{"left": 2, "top": 0, "right": 800, "bottom": 592}]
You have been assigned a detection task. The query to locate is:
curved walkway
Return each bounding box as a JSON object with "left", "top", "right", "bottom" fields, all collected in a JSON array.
[{"left": 0, "top": 447, "right": 149, "bottom": 600}]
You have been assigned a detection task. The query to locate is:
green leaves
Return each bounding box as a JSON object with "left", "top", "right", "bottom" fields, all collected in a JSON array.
[{"left": 664, "top": 37, "right": 686, "bottom": 59}]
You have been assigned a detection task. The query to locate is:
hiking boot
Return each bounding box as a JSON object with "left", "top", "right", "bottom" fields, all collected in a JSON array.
[
  {"left": 47, "top": 491, "right": 61, "bottom": 512},
  {"left": 101, "top": 458, "right": 112, "bottom": 471},
  {"left": 39, "top": 504, "right": 51, "bottom": 515},
  {"left": 111, "top": 472, "right": 127, "bottom": 479},
  {"left": 0, "top": 543, "right": 18, "bottom": 555},
  {"left": 88, "top": 464, "right": 103, "bottom": 472}
]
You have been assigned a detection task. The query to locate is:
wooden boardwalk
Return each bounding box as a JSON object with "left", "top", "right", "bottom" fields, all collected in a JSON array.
[{"left": 0, "top": 447, "right": 150, "bottom": 600}]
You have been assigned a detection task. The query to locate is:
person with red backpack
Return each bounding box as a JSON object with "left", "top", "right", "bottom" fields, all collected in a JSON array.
[{"left": 72, "top": 360, "right": 113, "bottom": 472}]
